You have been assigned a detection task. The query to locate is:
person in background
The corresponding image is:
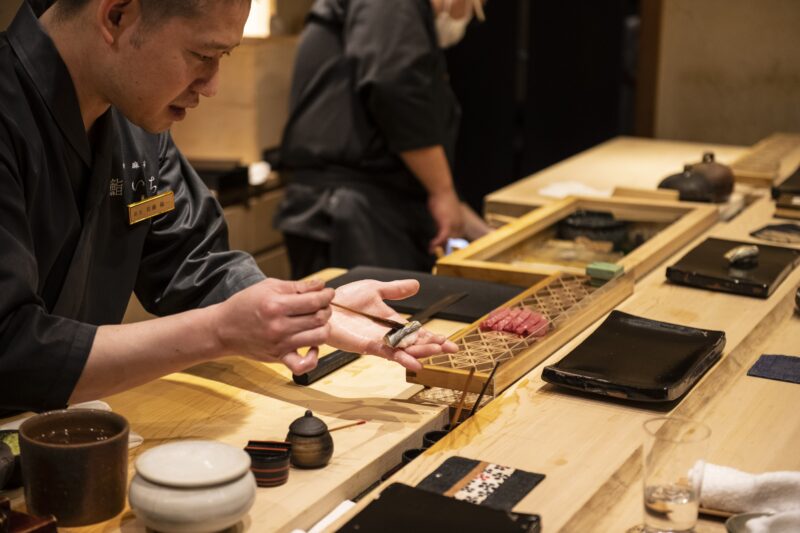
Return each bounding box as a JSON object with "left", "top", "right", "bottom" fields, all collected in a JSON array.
[
  {"left": 0, "top": 0, "right": 456, "bottom": 417},
  {"left": 275, "top": 0, "right": 490, "bottom": 280}
]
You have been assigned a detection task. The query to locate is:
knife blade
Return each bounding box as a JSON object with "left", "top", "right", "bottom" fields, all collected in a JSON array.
[{"left": 292, "top": 291, "right": 469, "bottom": 386}]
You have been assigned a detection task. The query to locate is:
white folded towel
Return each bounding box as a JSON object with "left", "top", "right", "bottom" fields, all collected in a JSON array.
[
  {"left": 746, "top": 511, "right": 800, "bottom": 533},
  {"left": 701, "top": 463, "right": 800, "bottom": 514}
]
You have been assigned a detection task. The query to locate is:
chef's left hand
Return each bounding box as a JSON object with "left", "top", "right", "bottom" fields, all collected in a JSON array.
[{"left": 327, "top": 279, "right": 459, "bottom": 370}]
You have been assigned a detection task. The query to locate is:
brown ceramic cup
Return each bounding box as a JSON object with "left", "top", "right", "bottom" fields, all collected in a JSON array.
[{"left": 19, "top": 409, "right": 129, "bottom": 527}]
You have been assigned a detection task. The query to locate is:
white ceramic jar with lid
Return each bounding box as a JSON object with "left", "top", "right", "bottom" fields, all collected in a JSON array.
[{"left": 129, "top": 440, "right": 256, "bottom": 533}]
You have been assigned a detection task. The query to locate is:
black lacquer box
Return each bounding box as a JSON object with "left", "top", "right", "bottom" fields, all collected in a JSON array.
[{"left": 666, "top": 237, "right": 800, "bottom": 298}]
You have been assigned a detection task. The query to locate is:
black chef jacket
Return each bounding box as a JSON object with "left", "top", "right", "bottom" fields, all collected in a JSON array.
[
  {"left": 0, "top": 4, "right": 265, "bottom": 417},
  {"left": 275, "top": 0, "right": 461, "bottom": 271}
]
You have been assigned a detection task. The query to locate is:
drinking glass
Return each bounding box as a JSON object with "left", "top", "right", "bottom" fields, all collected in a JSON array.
[{"left": 642, "top": 416, "right": 711, "bottom": 533}]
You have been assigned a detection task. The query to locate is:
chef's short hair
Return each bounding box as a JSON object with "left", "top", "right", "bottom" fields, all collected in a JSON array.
[{"left": 53, "top": 0, "right": 234, "bottom": 25}]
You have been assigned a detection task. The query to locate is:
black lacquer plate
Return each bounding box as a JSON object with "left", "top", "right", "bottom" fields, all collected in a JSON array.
[
  {"left": 541, "top": 310, "right": 726, "bottom": 402},
  {"left": 666, "top": 237, "right": 800, "bottom": 298},
  {"left": 338, "top": 483, "right": 541, "bottom": 533}
]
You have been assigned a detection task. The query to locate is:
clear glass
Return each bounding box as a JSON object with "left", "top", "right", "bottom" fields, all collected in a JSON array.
[{"left": 642, "top": 417, "right": 711, "bottom": 533}]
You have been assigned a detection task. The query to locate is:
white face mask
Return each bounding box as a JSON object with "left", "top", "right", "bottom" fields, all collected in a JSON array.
[{"left": 435, "top": 0, "right": 472, "bottom": 48}]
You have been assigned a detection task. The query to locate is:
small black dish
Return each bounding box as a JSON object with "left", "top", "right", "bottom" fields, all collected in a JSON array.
[
  {"left": 0, "top": 430, "right": 22, "bottom": 490},
  {"left": 542, "top": 310, "right": 726, "bottom": 402},
  {"left": 245, "top": 440, "right": 291, "bottom": 487},
  {"left": 401, "top": 448, "right": 425, "bottom": 465},
  {"left": 422, "top": 430, "right": 448, "bottom": 448},
  {"left": 557, "top": 210, "right": 629, "bottom": 250}
]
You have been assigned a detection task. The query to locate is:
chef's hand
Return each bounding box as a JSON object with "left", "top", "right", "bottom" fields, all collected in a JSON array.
[
  {"left": 214, "top": 278, "right": 334, "bottom": 374},
  {"left": 428, "top": 188, "right": 465, "bottom": 253},
  {"left": 328, "top": 279, "right": 459, "bottom": 370}
]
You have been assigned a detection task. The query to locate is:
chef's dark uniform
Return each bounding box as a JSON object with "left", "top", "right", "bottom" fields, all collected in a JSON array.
[
  {"left": 275, "top": 0, "right": 461, "bottom": 279},
  {"left": 0, "top": 4, "right": 264, "bottom": 417}
]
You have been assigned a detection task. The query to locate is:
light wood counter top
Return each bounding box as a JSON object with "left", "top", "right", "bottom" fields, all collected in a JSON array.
[
  {"left": 3, "top": 268, "right": 466, "bottom": 533},
  {"left": 485, "top": 136, "right": 749, "bottom": 218},
  {"left": 5, "top": 138, "right": 798, "bottom": 533},
  {"left": 331, "top": 194, "right": 800, "bottom": 532}
]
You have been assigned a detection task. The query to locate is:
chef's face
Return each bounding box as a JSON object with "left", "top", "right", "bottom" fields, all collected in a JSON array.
[{"left": 106, "top": 0, "right": 250, "bottom": 133}]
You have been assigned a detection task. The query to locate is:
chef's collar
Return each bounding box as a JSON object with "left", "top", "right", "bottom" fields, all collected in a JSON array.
[{"left": 7, "top": 2, "right": 92, "bottom": 167}]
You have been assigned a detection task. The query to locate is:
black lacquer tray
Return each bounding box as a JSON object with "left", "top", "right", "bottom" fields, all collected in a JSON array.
[
  {"left": 541, "top": 310, "right": 726, "bottom": 402},
  {"left": 327, "top": 266, "right": 522, "bottom": 322},
  {"left": 666, "top": 237, "right": 800, "bottom": 298},
  {"left": 338, "top": 483, "right": 541, "bottom": 533}
]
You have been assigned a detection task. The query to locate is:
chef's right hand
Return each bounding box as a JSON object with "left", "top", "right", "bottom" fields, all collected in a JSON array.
[
  {"left": 428, "top": 188, "right": 464, "bottom": 253},
  {"left": 213, "top": 278, "right": 334, "bottom": 374}
]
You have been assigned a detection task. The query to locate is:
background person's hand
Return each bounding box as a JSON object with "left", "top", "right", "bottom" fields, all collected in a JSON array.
[
  {"left": 328, "top": 279, "right": 459, "bottom": 370},
  {"left": 427, "top": 188, "right": 465, "bottom": 253},
  {"left": 213, "top": 278, "right": 334, "bottom": 374}
]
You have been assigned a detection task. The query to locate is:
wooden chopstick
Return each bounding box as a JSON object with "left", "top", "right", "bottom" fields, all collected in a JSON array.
[
  {"left": 450, "top": 368, "right": 476, "bottom": 427},
  {"left": 468, "top": 362, "right": 500, "bottom": 419},
  {"left": 328, "top": 419, "right": 367, "bottom": 433},
  {"left": 331, "top": 302, "right": 405, "bottom": 329}
]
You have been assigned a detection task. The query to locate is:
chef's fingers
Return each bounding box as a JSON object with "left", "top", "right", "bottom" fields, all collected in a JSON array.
[
  {"left": 269, "top": 288, "right": 335, "bottom": 316},
  {"left": 390, "top": 350, "right": 424, "bottom": 371},
  {"left": 279, "top": 306, "right": 332, "bottom": 332},
  {"left": 282, "top": 347, "right": 319, "bottom": 374},
  {"left": 279, "top": 324, "right": 331, "bottom": 352},
  {"left": 375, "top": 279, "right": 420, "bottom": 301}
]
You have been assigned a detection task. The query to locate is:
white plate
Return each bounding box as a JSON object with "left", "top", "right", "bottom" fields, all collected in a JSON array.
[{"left": 135, "top": 440, "right": 250, "bottom": 488}]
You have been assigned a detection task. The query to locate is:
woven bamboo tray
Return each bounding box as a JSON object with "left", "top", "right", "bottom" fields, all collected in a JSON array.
[{"left": 406, "top": 271, "right": 634, "bottom": 396}]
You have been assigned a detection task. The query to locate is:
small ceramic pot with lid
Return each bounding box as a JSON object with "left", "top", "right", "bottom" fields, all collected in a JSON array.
[
  {"left": 128, "top": 440, "right": 256, "bottom": 533},
  {"left": 285, "top": 410, "right": 333, "bottom": 469},
  {"left": 659, "top": 164, "right": 716, "bottom": 203},
  {"left": 691, "top": 151, "right": 734, "bottom": 202}
]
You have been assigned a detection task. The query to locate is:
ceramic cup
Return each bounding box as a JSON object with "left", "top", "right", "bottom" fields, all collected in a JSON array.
[
  {"left": 19, "top": 409, "right": 129, "bottom": 527},
  {"left": 244, "top": 441, "right": 291, "bottom": 487}
]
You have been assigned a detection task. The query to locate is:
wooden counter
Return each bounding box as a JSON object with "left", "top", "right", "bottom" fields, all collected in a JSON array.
[
  {"left": 2, "top": 270, "right": 467, "bottom": 533},
  {"left": 331, "top": 194, "right": 800, "bottom": 532},
  {"left": 5, "top": 138, "right": 798, "bottom": 533},
  {"left": 485, "top": 136, "right": 748, "bottom": 218}
]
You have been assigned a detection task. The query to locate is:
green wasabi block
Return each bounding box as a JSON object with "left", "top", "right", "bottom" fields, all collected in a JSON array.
[{"left": 586, "top": 262, "right": 624, "bottom": 281}]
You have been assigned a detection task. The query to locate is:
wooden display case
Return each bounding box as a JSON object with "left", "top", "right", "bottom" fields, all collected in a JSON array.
[
  {"left": 407, "top": 271, "right": 634, "bottom": 396},
  {"left": 437, "top": 196, "right": 718, "bottom": 286}
]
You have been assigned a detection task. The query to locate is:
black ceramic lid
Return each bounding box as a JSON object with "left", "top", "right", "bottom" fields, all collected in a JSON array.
[{"left": 289, "top": 410, "right": 328, "bottom": 437}]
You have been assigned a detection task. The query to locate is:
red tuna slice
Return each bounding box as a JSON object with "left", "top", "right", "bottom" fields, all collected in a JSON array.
[
  {"left": 506, "top": 308, "right": 533, "bottom": 332},
  {"left": 494, "top": 308, "right": 519, "bottom": 331},
  {"left": 481, "top": 307, "right": 511, "bottom": 330},
  {"left": 520, "top": 313, "right": 549, "bottom": 337}
]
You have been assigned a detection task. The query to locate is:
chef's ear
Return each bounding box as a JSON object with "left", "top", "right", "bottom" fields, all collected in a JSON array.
[{"left": 97, "top": 0, "right": 143, "bottom": 46}]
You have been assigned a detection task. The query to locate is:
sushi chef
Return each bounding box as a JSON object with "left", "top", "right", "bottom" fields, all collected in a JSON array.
[
  {"left": 275, "top": 0, "right": 489, "bottom": 279},
  {"left": 0, "top": 0, "right": 457, "bottom": 417}
]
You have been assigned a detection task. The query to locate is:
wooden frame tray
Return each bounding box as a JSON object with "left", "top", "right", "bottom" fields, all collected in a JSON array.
[
  {"left": 731, "top": 132, "right": 800, "bottom": 188},
  {"left": 406, "top": 271, "right": 634, "bottom": 396},
  {"left": 436, "top": 196, "right": 718, "bottom": 286}
]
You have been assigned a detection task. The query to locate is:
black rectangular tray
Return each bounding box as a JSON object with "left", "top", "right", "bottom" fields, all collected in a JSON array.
[
  {"left": 541, "top": 310, "right": 725, "bottom": 402},
  {"left": 338, "top": 483, "right": 541, "bottom": 533},
  {"left": 665, "top": 237, "right": 800, "bottom": 298},
  {"left": 326, "top": 266, "right": 523, "bottom": 323}
]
